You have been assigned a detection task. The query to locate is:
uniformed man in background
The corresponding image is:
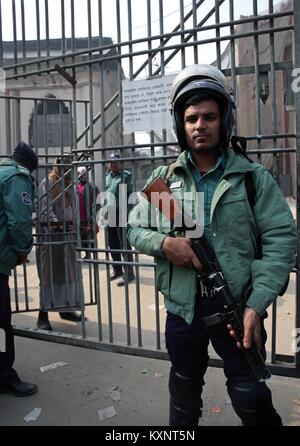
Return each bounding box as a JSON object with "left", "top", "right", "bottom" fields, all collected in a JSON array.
[
  {"left": 0, "top": 141, "right": 38, "bottom": 397},
  {"left": 106, "top": 153, "right": 135, "bottom": 287}
]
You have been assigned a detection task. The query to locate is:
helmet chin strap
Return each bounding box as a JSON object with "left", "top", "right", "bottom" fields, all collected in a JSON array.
[{"left": 189, "top": 145, "right": 221, "bottom": 156}]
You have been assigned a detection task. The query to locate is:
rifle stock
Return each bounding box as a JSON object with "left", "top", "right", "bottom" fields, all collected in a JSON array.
[
  {"left": 143, "top": 175, "right": 271, "bottom": 382},
  {"left": 143, "top": 176, "right": 182, "bottom": 222},
  {"left": 143, "top": 177, "right": 200, "bottom": 233}
]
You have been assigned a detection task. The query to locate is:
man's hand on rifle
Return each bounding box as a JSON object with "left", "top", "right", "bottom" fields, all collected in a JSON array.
[
  {"left": 227, "top": 307, "right": 262, "bottom": 350},
  {"left": 162, "top": 236, "right": 203, "bottom": 272}
]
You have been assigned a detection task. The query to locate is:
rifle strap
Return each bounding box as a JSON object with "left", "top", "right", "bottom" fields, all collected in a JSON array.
[
  {"left": 165, "top": 162, "right": 177, "bottom": 183},
  {"left": 244, "top": 170, "right": 256, "bottom": 211}
]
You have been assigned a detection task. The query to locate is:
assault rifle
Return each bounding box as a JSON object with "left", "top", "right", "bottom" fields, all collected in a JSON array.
[{"left": 143, "top": 176, "right": 271, "bottom": 382}]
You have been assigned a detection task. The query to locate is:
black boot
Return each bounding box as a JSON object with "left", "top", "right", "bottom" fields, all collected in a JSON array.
[
  {"left": 0, "top": 380, "right": 38, "bottom": 397},
  {"left": 110, "top": 270, "right": 123, "bottom": 281},
  {"left": 227, "top": 381, "right": 283, "bottom": 426},
  {"left": 59, "top": 312, "right": 82, "bottom": 322},
  {"left": 37, "top": 311, "right": 52, "bottom": 331},
  {"left": 168, "top": 367, "right": 203, "bottom": 426},
  {"left": 169, "top": 398, "right": 201, "bottom": 426},
  {"left": 117, "top": 269, "right": 135, "bottom": 287}
]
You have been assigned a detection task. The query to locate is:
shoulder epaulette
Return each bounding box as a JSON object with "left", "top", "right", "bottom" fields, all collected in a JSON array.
[{"left": 17, "top": 165, "right": 30, "bottom": 175}]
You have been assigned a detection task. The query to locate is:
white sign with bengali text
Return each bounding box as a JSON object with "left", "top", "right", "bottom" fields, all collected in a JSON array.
[{"left": 122, "top": 75, "right": 176, "bottom": 134}]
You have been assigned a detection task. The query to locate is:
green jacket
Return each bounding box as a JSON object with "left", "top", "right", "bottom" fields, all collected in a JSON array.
[
  {"left": 127, "top": 148, "right": 297, "bottom": 324},
  {"left": 106, "top": 169, "right": 133, "bottom": 210},
  {"left": 0, "top": 159, "right": 35, "bottom": 275}
]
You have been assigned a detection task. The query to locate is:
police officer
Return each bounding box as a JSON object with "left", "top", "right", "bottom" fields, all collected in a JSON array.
[
  {"left": 127, "top": 65, "right": 296, "bottom": 425},
  {"left": 0, "top": 141, "right": 38, "bottom": 397},
  {"left": 106, "top": 153, "right": 135, "bottom": 287}
]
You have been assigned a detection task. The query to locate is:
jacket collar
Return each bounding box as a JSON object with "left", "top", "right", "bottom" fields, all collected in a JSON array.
[
  {"left": 0, "top": 158, "right": 20, "bottom": 168},
  {"left": 173, "top": 147, "right": 254, "bottom": 177},
  {"left": 0, "top": 158, "right": 31, "bottom": 176},
  {"left": 223, "top": 146, "right": 254, "bottom": 175}
]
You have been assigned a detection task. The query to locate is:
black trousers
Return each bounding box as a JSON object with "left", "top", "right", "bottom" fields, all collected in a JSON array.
[
  {"left": 80, "top": 228, "right": 96, "bottom": 250},
  {"left": 0, "top": 273, "right": 19, "bottom": 385},
  {"left": 165, "top": 295, "right": 282, "bottom": 426},
  {"left": 107, "top": 226, "right": 134, "bottom": 274}
]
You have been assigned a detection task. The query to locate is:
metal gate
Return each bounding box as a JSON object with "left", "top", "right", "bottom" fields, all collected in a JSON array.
[{"left": 0, "top": 0, "right": 299, "bottom": 378}]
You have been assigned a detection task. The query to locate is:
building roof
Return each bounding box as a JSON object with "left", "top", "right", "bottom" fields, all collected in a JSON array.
[
  {"left": 215, "top": 0, "right": 292, "bottom": 70},
  {"left": 2, "top": 36, "right": 113, "bottom": 54}
]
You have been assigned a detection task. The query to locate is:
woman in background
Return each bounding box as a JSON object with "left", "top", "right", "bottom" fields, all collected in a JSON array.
[{"left": 36, "top": 154, "right": 83, "bottom": 331}]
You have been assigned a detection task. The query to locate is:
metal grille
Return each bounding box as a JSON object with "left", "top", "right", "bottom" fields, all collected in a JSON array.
[{"left": 0, "top": 0, "right": 299, "bottom": 378}]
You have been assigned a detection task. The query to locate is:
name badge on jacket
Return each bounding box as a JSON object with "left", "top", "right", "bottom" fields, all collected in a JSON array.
[{"left": 169, "top": 181, "right": 182, "bottom": 190}]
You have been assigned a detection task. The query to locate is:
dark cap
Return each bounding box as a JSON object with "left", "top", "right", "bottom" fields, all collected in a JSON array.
[
  {"left": 109, "top": 153, "right": 120, "bottom": 160},
  {"left": 55, "top": 153, "right": 73, "bottom": 165},
  {"left": 12, "top": 141, "right": 38, "bottom": 173}
]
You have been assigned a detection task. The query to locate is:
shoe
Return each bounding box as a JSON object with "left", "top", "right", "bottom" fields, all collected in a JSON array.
[
  {"left": 37, "top": 311, "right": 52, "bottom": 331},
  {"left": 117, "top": 274, "right": 135, "bottom": 287},
  {"left": 59, "top": 312, "right": 82, "bottom": 322},
  {"left": 110, "top": 271, "right": 123, "bottom": 281},
  {"left": 0, "top": 380, "right": 38, "bottom": 397}
]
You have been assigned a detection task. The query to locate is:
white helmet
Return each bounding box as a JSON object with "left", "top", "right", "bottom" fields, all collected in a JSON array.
[
  {"left": 78, "top": 166, "right": 87, "bottom": 175},
  {"left": 170, "top": 64, "right": 235, "bottom": 151}
]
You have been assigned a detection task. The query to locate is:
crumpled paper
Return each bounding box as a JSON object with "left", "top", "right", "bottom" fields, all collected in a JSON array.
[
  {"left": 98, "top": 406, "right": 117, "bottom": 421},
  {"left": 24, "top": 408, "right": 42, "bottom": 422},
  {"left": 40, "top": 362, "right": 68, "bottom": 373}
]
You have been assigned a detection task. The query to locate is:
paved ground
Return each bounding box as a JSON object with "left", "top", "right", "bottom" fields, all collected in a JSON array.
[{"left": 0, "top": 335, "right": 300, "bottom": 427}]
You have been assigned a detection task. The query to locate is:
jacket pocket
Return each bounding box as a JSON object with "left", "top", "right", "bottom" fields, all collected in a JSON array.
[
  {"left": 0, "top": 243, "right": 18, "bottom": 270},
  {"left": 216, "top": 197, "right": 250, "bottom": 234},
  {"left": 156, "top": 257, "right": 171, "bottom": 298},
  {"left": 169, "top": 265, "right": 196, "bottom": 306}
]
